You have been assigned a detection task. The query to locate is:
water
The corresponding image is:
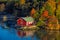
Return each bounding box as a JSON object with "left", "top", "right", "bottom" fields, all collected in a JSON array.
[
  {"left": 35, "top": 29, "right": 60, "bottom": 40},
  {"left": 0, "top": 26, "right": 37, "bottom": 40},
  {"left": 0, "top": 26, "right": 60, "bottom": 40}
]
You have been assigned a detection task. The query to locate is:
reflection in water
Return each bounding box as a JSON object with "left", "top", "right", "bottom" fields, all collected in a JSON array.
[
  {"left": 17, "top": 30, "right": 35, "bottom": 37},
  {"left": 17, "top": 30, "right": 36, "bottom": 40},
  {"left": 35, "top": 29, "right": 60, "bottom": 40},
  {"left": 0, "top": 26, "right": 60, "bottom": 40},
  {"left": 16, "top": 29, "right": 60, "bottom": 40},
  {"left": 35, "top": 29, "right": 47, "bottom": 40}
]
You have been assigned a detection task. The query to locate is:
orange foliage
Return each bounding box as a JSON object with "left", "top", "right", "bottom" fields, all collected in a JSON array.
[
  {"left": 30, "top": 8, "right": 36, "bottom": 16},
  {"left": 42, "top": 10, "right": 49, "bottom": 17},
  {"left": 48, "top": 16, "right": 57, "bottom": 22},
  {"left": 58, "top": 1, "right": 60, "bottom": 4},
  {"left": 20, "top": 0, "right": 25, "bottom": 5}
]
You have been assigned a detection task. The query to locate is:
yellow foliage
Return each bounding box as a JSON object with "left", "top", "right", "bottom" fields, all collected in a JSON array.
[
  {"left": 56, "top": 4, "right": 60, "bottom": 21},
  {"left": 19, "top": 0, "right": 26, "bottom": 5},
  {"left": 47, "top": 15, "right": 59, "bottom": 29},
  {"left": 57, "top": 4, "right": 60, "bottom": 11},
  {"left": 46, "top": 0, "right": 56, "bottom": 14}
]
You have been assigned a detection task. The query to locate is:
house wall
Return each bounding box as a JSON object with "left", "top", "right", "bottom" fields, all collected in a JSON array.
[
  {"left": 26, "top": 21, "right": 33, "bottom": 26},
  {"left": 17, "top": 18, "right": 34, "bottom": 27},
  {"left": 17, "top": 18, "right": 26, "bottom": 27}
]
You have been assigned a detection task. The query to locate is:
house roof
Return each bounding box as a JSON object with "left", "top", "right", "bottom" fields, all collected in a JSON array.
[{"left": 22, "top": 17, "right": 34, "bottom": 22}]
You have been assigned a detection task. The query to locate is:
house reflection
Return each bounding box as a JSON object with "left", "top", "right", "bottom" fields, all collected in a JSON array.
[{"left": 17, "top": 30, "right": 35, "bottom": 37}]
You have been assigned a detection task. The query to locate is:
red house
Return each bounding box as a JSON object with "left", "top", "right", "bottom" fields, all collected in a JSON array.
[{"left": 17, "top": 17, "right": 34, "bottom": 27}]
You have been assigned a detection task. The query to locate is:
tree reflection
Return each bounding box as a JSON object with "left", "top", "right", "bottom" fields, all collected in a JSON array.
[
  {"left": 35, "top": 29, "right": 60, "bottom": 40},
  {"left": 34, "top": 29, "right": 47, "bottom": 40}
]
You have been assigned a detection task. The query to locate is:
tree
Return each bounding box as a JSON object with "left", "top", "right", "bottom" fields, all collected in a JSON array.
[
  {"left": 30, "top": 8, "right": 36, "bottom": 17},
  {"left": 19, "top": 0, "right": 26, "bottom": 5},
  {"left": 36, "top": 19, "right": 45, "bottom": 27},
  {"left": 45, "top": 0, "right": 56, "bottom": 16},
  {"left": 56, "top": 3, "right": 60, "bottom": 24}
]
